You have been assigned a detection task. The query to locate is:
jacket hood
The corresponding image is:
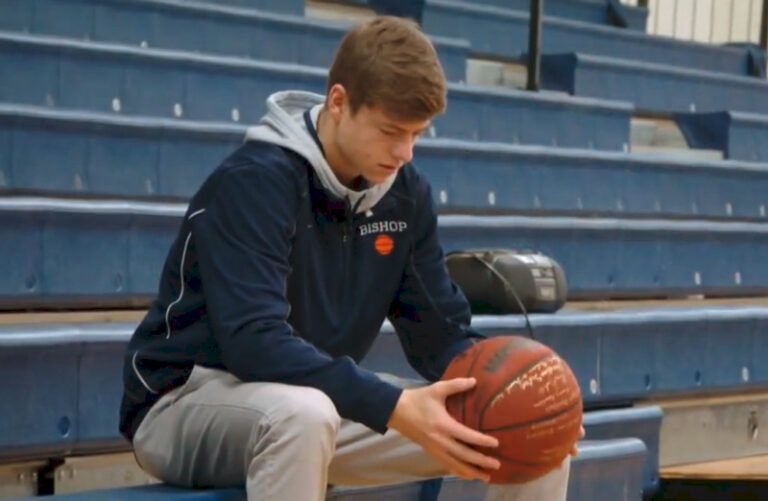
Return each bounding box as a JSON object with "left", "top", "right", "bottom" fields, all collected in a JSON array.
[{"left": 245, "top": 91, "right": 397, "bottom": 214}]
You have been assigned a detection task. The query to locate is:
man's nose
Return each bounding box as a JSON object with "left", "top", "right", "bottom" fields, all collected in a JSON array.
[{"left": 393, "top": 137, "right": 415, "bottom": 165}]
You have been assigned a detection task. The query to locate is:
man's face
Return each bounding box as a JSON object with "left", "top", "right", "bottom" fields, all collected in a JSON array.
[{"left": 333, "top": 100, "right": 432, "bottom": 186}]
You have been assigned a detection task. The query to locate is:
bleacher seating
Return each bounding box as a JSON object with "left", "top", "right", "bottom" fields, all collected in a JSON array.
[
  {"left": 0, "top": 318, "right": 663, "bottom": 497},
  {"left": 583, "top": 407, "right": 661, "bottom": 493},
  {"left": 3, "top": 0, "right": 306, "bottom": 24},
  {"left": 4, "top": 196, "right": 768, "bottom": 305},
  {"left": 11, "top": 438, "right": 646, "bottom": 500},
  {"left": 422, "top": 0, "right": 761, "bottom": 76},
  {"left": 7, "top": 105, "right": 768, "bottom": 223},
  {"left": 374, "top": 309, "right": 768, "bottom": 405},
  {"left": 6, "top": 303, "right": 765, "bottom": 458},
  {"left": 418, "top": 141, "right": 768, "bottom": 219},
  {"left": 2, "top": 0, "right": 768, "bottom": 498},
  {"left": 0, "top": 0, "right": 468, "bottom": 83},
  {"left": 192, "top": 0, "right": 304, "bottom": 14},
  {"left": 677, "top": 111, "right": 768, "bottom": 163},
  {"left": 0, "top": 32, "right": 631, "bottom": 149},
  {"left": 540, "top": 53, "right": 768, "bottom": 114},
  {"left": 455, "top": 0, "right": 647, "bottom": 30},
  {"left": 440, "top": 215, "right": 768, "bottom": 298}
]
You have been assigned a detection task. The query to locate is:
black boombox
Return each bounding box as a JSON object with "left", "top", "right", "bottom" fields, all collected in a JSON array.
[{"left": 446, "top": 249, "right": 568, "bottom": 315}]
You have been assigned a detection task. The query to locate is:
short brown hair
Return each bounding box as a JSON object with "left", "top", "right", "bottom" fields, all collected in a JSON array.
[{"left": 327, "top": 16, "right": 447, "bottom": 121}]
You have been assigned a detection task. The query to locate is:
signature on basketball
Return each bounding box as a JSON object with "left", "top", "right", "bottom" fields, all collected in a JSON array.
[{"left": 488, "top": 357, "right": 575, "bottom": 412}]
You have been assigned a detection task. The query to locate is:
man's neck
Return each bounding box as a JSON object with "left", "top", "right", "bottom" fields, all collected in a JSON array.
[{"left": 317, "top": 108, "right": 359, "bottom": 189}]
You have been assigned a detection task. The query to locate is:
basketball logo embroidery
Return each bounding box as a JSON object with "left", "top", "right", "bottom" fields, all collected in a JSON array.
[{"left": 375, "top": 234, "right": 394, "bottom": 256}]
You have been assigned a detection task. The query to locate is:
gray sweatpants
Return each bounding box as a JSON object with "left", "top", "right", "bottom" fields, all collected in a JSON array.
[{"left": 133, "top": 365, "right": 570, "bottom": 501}]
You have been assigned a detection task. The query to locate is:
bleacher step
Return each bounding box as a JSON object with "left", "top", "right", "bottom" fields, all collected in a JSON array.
[
  {"left": 0, "top": 461, "right": 44, "bottom": 498},
  {"left": 540, "top": 52, "right": 768, "bottom": 114},
  {"left": 305, "top": 0, "right": 375, "bottom": 23},
  {"left": 422, "top": 0, "right": 758, "bottom": 76},
  {"left": 52, "top": 454, "right": 158, "bottom": 495},
  {"left": 0, "top": 32, "right": 632, "bottom": 149},
  {"left": 466, "top": 59, "right": 527, "bottom": 89},
  {"left": 629, "top": 146, "right": 724, "bottom": 162},
  {"left": 631, "top": 117, "right": 688, "bottom": 149},
  {"left": 16, "top": 307, "right": 767, "bottom": 469},
  {"left": 649, "top": 392, "right": 768, "bottom": 467},
  {"left": 8, "top": 439, "right": 646, "bottom": 500},
  {"left": 7, "top": 194, "right": 768, "bottom": 301},
  {"left": 583, "top": 406, "right": 662, "bottom": 494},
  {"left": 0, "top": 311, "right": 145, "bottom": 326},
  {"left": 9, "top": 102, "right": 766, "bottom": 222},
  {"left": 628, "top": 116, "right": 725, "bottom": 163},
  {"left": 452, "top": 0, "right": 647, "bottom": 29},
  {"left": 662, "top": 454, "right": 768, "bottom": 480},
  {"left": 658, "top": 455, "right": 768, "bottom": 500},
  {"left": 677, "top": 111, "right": 768, "bottom": 163},
  {"left": 0, "top": 0, "right": 468, "bottom": 82}
]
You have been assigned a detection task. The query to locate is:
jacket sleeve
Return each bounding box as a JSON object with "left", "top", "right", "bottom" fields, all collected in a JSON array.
[
  {"left": 388, "top": 179, "right": 485, "bottom": 382},
  {"left": 192, "top": 160, "right": 402, "bottom": 434}
]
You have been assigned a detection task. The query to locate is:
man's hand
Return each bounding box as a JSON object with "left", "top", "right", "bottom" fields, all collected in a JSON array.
[{"left": 387, "top": 377, "right": 501, "bottom": 482}]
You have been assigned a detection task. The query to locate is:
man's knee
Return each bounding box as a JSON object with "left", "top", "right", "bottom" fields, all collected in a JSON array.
[{"left": 259, "top": 385, "right": 341, "bottom": 439}]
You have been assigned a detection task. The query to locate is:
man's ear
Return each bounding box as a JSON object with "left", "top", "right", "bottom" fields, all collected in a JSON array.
[{"left": 326, "top": 84, "right": 348, "bottom": 123}]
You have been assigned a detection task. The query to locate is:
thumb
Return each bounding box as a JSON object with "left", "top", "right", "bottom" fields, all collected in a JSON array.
[{"left": 435, "top": 377, "right": 477, "bottom": 397}]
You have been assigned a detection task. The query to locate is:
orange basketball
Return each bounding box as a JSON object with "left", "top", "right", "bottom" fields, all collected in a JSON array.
[{"left": 443, "top": 335, "right": 583, "bottom": 484}]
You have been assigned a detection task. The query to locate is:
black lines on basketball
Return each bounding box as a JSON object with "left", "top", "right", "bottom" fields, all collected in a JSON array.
[
  {"left": 477, "top": 353, "right": 556, "bottom": 430},
  {"left": 479, "top": 398, "right": 582, "bottom": 433},
  {"left": 460, "top": 342, "right": 485, "bottom": 427}
]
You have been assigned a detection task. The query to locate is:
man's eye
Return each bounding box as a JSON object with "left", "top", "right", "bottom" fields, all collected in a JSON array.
[{"left": 381, "top": 129, "right": 396, "bottom": 136}]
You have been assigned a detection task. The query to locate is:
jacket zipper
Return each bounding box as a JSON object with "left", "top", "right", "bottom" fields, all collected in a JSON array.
[{"left": 338, "top": 203, "right": 354, "bottom": 311}]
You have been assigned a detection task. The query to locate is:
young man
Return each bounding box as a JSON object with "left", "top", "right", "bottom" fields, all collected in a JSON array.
[{"left": 120, "top": 16, "right": 574, "bottom": 501}]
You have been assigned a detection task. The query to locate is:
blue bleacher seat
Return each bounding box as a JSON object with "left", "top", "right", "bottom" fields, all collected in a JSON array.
[
  {"left": 567, "top": 438, "right": 646, "bottom": 501},
  {"left": 422, "top": 0, "right": 761, "bottom": 77},
  {"left": 583, "top": 407, "right": 662, "bottom": 495},
  {"left": 433, "top": 89, "right": 631, "bottom": 149},
  {"left": 0, "top": 32, "right": 327, "bottom": 123},
  {"left": 0, "top": 198, "right": 181, "bottom": 308},
  {"left": 540, "top": 53, "right": 768, "bottom": 114},
  {"left": 417, "top": 140, "right": 768, "bottom": 220},
  {"left": 0, "top": 320, "right": 656, "bottom": 498},
  {"left": 4, "top": 196, "right": 768, "bottom": 302},
  {"left": 9, "top": 105, "right": 768, "bottom": 222},
  {"left": 2, "top": 318, "right": 664, "bottom": 498},
  {"left": 448, "top": 0, "right": 647, "bottom": 30},
  {"left": 0, "top": 32, "right": 631, "bottom": 149},
  {"left": 0, "top": 329, "right": 81, "bottom": 459},
  {"left": 0, "top": 0, "right": 468, "bottom": 82},
  {"left": 355, "top": 0, "right": 647, "bottom": 30},
  {"left": 677, "top": 111, "right": 768, "bottom": 163},
  {"left": 0, "top": 105, "right": 243, "bottom": 198},
  {"left": 371, "top": 308, "right": 768, "bottom": 403},
  {"left": 0, "top": 323, "right": 132, "bottom": 461},
  {"left": 0, "top": 308, "right": 678, "bottom": 494},
  {"left": 438, "top": 215, "right": 768, "bottom": 298},
  {"left": 176, "top": 0, "right": 304, "bottom": 14},
  {"left": 0, "top": 309, "right": 761, "bottom": 462}
]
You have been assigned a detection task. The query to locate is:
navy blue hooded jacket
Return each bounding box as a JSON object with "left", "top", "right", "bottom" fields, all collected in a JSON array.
[{"left": 119, "top": 91, "right": 482, "bottom": 441}]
